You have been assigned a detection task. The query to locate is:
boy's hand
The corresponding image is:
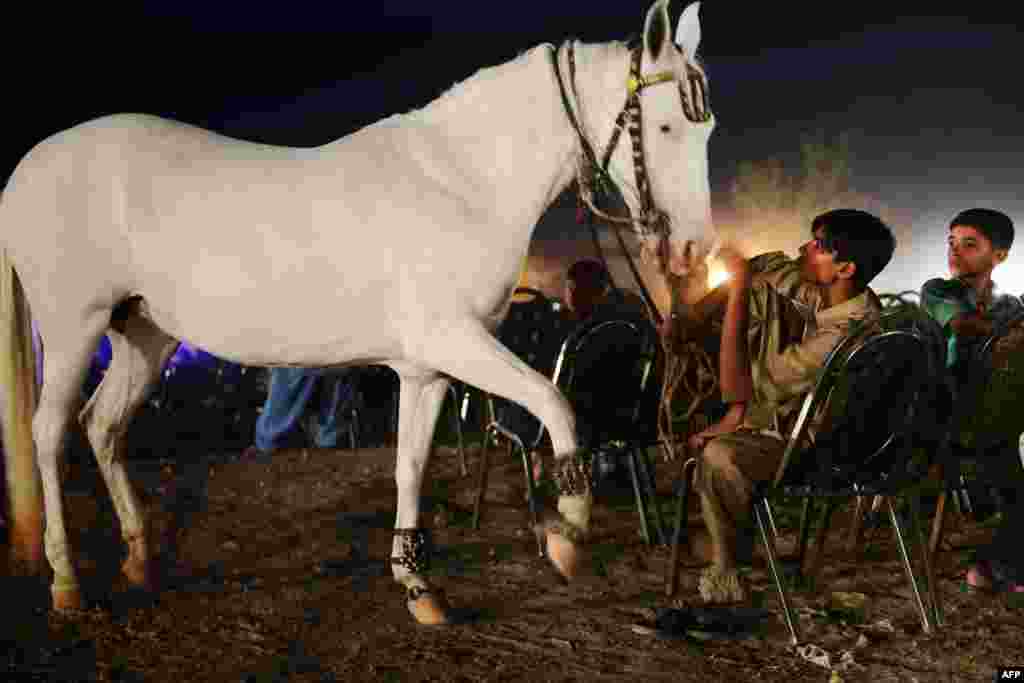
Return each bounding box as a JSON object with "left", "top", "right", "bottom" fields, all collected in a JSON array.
[
  {"left": 687, "top": 402, "right": 747, "bottom": 451},
  {"left": 715, "top": 245, "right": 752, "bottom": 289},
  {"left": 950, "top": 311, "right": 993, "bottom": 338},
  {"left": 658, "top": 315, "right": 676, "bottom": 344}
]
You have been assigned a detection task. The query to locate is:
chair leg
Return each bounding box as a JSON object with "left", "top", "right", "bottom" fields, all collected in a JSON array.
[
  {"left": 447, "top": 385, "right": 468, "bottom": 477},
  {"left": 763, "top": 497, "right": 781, "bottom": 543},
  {"left": 635, "top": 448, "right": 667, "bottom": 545},
  {"left": 885, "top": 497, "right": 933, "bottom": 635},
  {"left": 626, "top": 451, "right": 652, "bottom": 545},
  {"left": 520, "top": 446, "right": 544, "bottom": 557},
  {"left": 755, "top": 497, "right": 800, "bottom": 646},
  {"left": 909, "top": 493, "right": 944, "bottom": 628},
  {"left": 471, "top": 436, "right": 502, "bottom": 530},
  {"left": 847, "top": 495, "right": 868, "bottom": 556},
  {"left": 349, "top": 407, "right": 360, "bottom": 454},
  {"left": 806, "top": 500, "right": 837, "bottom": 583},
  {"left": 958, "top": 474, "right": 974, "bottom": 518},
  {"left": 927, "top": 491, "right": 948, "bottom": 571},
  {"left": 795, "top": 499, "right": 815, "bottom": 576},
  {"left": 665, "top": 457, "right": 697, "bottom": 597}
]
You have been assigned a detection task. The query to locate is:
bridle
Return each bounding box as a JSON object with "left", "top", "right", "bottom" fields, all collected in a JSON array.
[
  {"left": 551, "top": 40, "right": 719, "bottom": 468},
  {"left": 549, "top": 41, "right": 712, "bottom": 250}
]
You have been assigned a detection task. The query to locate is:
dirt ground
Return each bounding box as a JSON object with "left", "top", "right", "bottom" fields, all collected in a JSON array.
[{"left": 2, "top": 441, "right": 1022, "bottom": 682}]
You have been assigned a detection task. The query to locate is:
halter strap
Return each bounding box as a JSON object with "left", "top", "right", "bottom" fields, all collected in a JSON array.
[
  {"left": 550, "top": 43, "right": 608, "bottom": 196},
  {"left": 551, "top": 42, "right": 674, "bottom": 322}
]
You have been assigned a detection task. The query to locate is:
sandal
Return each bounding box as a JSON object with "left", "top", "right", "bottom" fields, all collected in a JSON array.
[
  {"left": 698, "top": 566, "right": 750, "bottom": 604},
  {"left": 632, "top": 606, "right": 771, "bottom": 640},
  {"left": 965, "top": 559, "right": 1024, "bottom": 593}
]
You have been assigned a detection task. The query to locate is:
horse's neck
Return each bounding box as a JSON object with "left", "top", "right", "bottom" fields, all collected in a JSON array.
[{"left": 400, "top": 45, "right": 580, "bottom": 231}]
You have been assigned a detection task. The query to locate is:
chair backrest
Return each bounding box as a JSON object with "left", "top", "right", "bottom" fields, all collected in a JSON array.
[
  {"left": 774, "top": 323, "right": 932, "bottom": 489},
  {"left": 489, "top": 287, "right": 568, "bottom": 446},
  {"left": 553, "top": 311, "right": 659, "bottom": 448},
  {"left": 878, "top": 290, "right": 921, "bottom": 309},
  {"left": 956, "top": 308, "right": 1024, "bottom": 451}
]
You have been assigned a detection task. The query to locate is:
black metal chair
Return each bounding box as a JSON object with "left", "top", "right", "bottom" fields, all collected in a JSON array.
[
  {"left": 471, "top": 288, "right": 569, "bottom": 554},
  {"left": 472, "top": 288, "right": 669, "bottom": 552},
  {"left": 553, "top": 310, "right": 667, "bottom": 546},
  {"left": 878, "top": 290, "right": 921, "bottom": 309},
  {"left": 927, "top": 308, "right": 1024, "bottom": 565},
  {"left": 843, "top": 301, "right": 950, "bottom": 553},
  {"left": 666, "top": 319, "right": 940, "bottom": 645}
]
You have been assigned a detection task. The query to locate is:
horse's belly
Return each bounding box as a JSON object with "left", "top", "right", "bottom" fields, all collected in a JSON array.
[{"left": 139, "top": 264, "right": 402, "bottom": 368}]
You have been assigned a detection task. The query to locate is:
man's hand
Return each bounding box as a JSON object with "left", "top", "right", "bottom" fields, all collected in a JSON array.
[
  {"left": 715, "top": 245, "right": 752, "bottom": 289},
  {"left": 950, "top": 311, "right": 993, "bottom": 338},
  {"left": 658, "top": 314, "right": 681, "bottom": 350},
  {"left": 687, "top": 402, "right": 747, "bottom": 451}
]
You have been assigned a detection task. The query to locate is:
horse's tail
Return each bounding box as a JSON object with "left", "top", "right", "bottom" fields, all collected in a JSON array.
[{"left": 0, "top": 244, "right": 44, "bottom": 572}]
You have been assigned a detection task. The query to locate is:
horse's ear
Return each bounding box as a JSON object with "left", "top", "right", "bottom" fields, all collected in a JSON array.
[
  {"left": 674, "top": 2, "right": 702, "bottom": 59},
  {"left": 642, "top": 0, "right": 672, "bottom": 63}
]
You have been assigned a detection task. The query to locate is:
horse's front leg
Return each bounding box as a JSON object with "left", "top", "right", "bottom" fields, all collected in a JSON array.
[
  {"left": 390, "top": 369, "right": 451, "bottom": 625},
  {"left": 416, "top": 320, "right": 592, "bottom": 582}
]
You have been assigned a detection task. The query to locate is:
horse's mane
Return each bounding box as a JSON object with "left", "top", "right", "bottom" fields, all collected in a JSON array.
[
  {"left": 411, "top": 40, "right": 632, "bottom": 125},
  {"left": 410, "top": 44, "right": 552, "bottom": 123}
]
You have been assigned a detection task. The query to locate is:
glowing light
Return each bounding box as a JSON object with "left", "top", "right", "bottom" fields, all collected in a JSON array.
[{"left": 708, "top": 263, "right": 731, "bottom": 289}]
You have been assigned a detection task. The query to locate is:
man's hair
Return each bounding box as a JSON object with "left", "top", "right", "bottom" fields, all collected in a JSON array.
[
  {"left": 949, "top": 208, "right": 1014, "bottom": 251},
  {"left": 567, "top": 259, "right": 610, "bottom": 291},
  {"left": 811, "top": 209, "right": 896, "bottom": 290}
]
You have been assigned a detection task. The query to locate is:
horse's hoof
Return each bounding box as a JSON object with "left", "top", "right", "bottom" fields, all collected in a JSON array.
[
  {"left": 407, "top": 589, "right": 450, "bottom": 625},
  {"left": 545, "top": 529, "right": 582, "bottom": 581},
  {"left": 51, "top": 586, "right": 84, "bottom": 612}
]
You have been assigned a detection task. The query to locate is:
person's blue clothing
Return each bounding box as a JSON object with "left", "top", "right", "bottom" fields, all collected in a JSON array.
[{"left": 254, "top": 367, "right": 357, "bottom": 453}]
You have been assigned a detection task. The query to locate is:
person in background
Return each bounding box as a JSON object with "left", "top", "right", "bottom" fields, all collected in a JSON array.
[
  {"left": 243, "top": 368, "right": 359, "bottom": 458},
  {"left": 920, "top": 208, "right": 1024, "bottom": 593},
  {"left": 561, "top": 258, "right": 612, "bottom": 324}
]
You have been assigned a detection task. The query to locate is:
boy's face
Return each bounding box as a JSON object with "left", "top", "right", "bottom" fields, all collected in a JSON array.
[
  {"left": 948, "top": 224, "right": 1006, "bottom": 280},
  {"left": 799, "top": 224, "right": 854, "bottom": 286}
]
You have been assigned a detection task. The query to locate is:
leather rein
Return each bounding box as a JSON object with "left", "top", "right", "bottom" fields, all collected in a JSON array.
[{"left": 549, "top": 41, "right": 710, "bottom": 324}]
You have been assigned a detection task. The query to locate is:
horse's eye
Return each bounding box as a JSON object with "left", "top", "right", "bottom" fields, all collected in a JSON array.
[{"left": 660, "top": 124, "right": 671, "bottom": 134}]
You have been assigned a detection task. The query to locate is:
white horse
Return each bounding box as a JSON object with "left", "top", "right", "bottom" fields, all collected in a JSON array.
[{"left": 1, "top": 0, "right": 717, "bottom": 625}]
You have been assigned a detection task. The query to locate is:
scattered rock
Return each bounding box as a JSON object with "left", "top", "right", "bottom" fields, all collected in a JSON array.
[{"left": 635, "top": 607, "right": 658, "bottom": 622}]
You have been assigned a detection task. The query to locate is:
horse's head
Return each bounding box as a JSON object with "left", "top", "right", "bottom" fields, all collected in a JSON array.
[{"left": 605, "top": 1, "right": 718, "bottom": 281}]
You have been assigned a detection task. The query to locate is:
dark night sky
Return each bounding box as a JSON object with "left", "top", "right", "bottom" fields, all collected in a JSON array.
[{"left": 4, "top": 3, "right": 1023, "bottom": 293}]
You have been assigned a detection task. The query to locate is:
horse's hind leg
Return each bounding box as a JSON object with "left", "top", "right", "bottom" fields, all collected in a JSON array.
[
  {"left": 78, "top": 305, "right": 178, "bottom": 592},
  {"left": 32, "top": 310, "right": 111, "bottom": 610},
  {"left": 389, "top": 367, "right": 451, "bottom": 625}
]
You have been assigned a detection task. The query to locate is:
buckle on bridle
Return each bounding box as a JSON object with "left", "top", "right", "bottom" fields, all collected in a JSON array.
[{"left": 627, "top": 70, "right": 675, "bottom": 96}]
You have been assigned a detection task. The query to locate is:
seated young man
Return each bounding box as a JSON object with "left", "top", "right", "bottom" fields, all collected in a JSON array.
[
  {"left": 687, "top": 208, "right": 896, "bottom": 603},
  {"left": 920, "top": 208, "right": 1023, "bottom": 378},
  {"left": 919, "top": 208, "right": 1024, "bottom": 593}
]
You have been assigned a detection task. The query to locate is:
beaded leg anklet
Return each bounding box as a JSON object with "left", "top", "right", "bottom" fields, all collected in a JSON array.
[
  {"left": 552, "top": 450, "right": 594, "bottom": 497},
  {"left": 391, "top": 528, "right": 442, "bottom": 600}
]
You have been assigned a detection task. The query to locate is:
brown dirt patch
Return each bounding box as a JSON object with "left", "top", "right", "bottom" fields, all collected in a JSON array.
[{"left": 3, "top": 443, "right": 1021, "bottom": 682}]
